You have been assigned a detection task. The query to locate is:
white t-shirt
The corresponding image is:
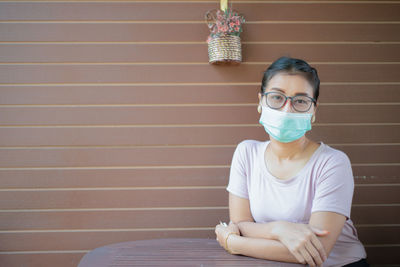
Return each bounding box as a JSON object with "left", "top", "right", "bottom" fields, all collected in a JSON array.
[{"left": 227, "top": 140, "right": 367, "bottom": 267}]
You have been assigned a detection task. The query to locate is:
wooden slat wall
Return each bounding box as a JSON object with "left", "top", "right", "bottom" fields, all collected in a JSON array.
[{"left": 0, "top": 1, "right": 399, "bottom": 266}]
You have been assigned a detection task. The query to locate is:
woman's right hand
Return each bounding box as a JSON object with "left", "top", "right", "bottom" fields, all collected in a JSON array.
[{"left": 271, "top": 221, "right": 329, "bottom": 267}]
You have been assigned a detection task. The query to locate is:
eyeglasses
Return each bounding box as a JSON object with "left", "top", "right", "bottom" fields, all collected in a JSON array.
[{"left": 262, "top": 91, "right": 316, "bottom": 112}]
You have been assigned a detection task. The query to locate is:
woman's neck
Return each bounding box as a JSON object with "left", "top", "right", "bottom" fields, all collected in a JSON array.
[{"left": 268, "top": 137, "right": 310, "bottom": 161}]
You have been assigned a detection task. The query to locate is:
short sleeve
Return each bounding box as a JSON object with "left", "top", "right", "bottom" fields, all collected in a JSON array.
[
  {"left": 311, "top": 151, "right": 355, "bottom": 219},
  {"left": 226, "top": 141, "right": 249, "bottom": 199}
]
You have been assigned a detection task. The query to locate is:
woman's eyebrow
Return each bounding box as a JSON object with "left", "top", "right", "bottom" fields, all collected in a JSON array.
[
  {"left": 269, "top": 87, "right": 285, "bottom": 93},
  {"left": 294, "top": 92, "right": 310, "bottom": 96},
  {"left": 269, "top": 87, "right": 311, "bottom": 96}
]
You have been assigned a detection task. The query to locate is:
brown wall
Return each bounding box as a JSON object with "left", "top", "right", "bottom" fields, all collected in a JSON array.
[{"left": 0, "top": 1, "right": 399, "bottom": 266}]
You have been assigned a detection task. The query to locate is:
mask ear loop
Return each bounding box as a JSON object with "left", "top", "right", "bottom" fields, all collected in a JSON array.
[
  {"left": 257, "top": 94, "right": 263, "bottom": 114},
  {"left": 311, "top": 101, "right": 318, "bottom": 123}
]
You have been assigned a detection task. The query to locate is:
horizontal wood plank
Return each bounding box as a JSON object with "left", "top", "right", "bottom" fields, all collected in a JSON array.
[
  {"left": 1, "top": 105, "right": 399, "bottom": 125},
  {"left": 0, "top": 189, "right": 229, "bottom": 209},
  {"left": 307, "top": 125, "right": 400, "bottom": 144},
  {"left": 0, "top": 230, "right": 215, "bottom": 251},
  {"left": 0, "top": 125, "right": 399, "bottom": 146},
  {"left": 347, "top": 165, "right": 400, "bottom": 184},
  {"left": 0, "top": 85, "right": 260, "bottom": 105},
  {"left": 1, "top": 106, "right": 261, "bottom": 126},
  {"left": 0, "top": 186, "right": 397, "bottom": 209},
  {"left": 0, "top": 210, "right": 398, "bottom": 237},
  {"left": 0, "top": 209, "right": 226, "bottom": 230},
  {"left": 351, "top": 206, "right": 400, "bottom": 224},
  {"left": 1, "top": 2, "right": 400, "bottom": 21},
  {"left": 365, "top": 246, "right": 400, "bottom": 265},
  {"left": 1, "top": 64, "right": 399, "bottom": 84},
  {"left": 316, "top": 105, "right": 400, "bottom": 123},
  {"left": 357, "top": 226, "right": 400, "bottom": 245},
  {"left": 1, "top": 43, "right": 400, "bottom": 63},
  {"left": 319, "top": 84, "right": 400, "bottom": 104},
  {"left": 1, "top": 24, "right": 399, "bottom": 42},
  {"left": 243, "top": 43, "right": 400, "bottom": 63},
  {"left": 333, "top": 145, "right": 400, "bottom": 164},
  {"left": 0, "top": 145, "right": 398, "bottom": 168},
  {"left": 0, "top": 147, "right": 235, "bottom": 167},
  {"left": 0, "top": 168, "right": 230, "bottom": 188},
  {"left": 0, "top": 84, "right": 399, "bottom": 105},
  {"left": 0, "top": 165, "right": 398, "bottom": 189},
  {"left": 353, "top": 186, "right": 400, "bottom": 205}
]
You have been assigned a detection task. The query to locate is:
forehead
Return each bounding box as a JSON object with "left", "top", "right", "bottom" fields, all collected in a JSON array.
[{"left": 266, "top": 73, "right": 314, "bottom": 96}]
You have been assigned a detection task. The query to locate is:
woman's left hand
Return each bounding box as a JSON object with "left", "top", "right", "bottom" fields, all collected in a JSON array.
[{"left": 215, "top": 222, "right": 240, "bottom": 253}]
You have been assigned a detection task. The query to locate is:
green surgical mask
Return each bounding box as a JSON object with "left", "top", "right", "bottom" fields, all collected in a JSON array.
[{"left": 259, "top": 106, "right": 312, "bottom": 143}]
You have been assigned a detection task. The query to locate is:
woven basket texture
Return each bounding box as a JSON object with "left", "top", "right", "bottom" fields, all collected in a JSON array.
[{"left": 208, "top": 35, "right": 241, "bottom": 64}]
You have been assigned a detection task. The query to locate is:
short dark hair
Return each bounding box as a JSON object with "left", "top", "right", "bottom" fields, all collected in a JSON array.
[{"left": 261, "top": 56, "right": 320, "bottom": 101}]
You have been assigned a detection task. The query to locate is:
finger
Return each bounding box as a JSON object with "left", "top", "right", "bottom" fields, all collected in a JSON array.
[
  {"left": 310, "top": 226, "right": 329, "bottom": 236},
  {"left": 299, "top": 247, "right": 316, "bottom": 267},
  {"left": 291, "top": 251, "right": 306, "bottom": 265},
  {"left": 227, "top": 224, "right": 238, "bottom": 233},
  {"left": 305, "top": 241, "right": 323, "bottom": 266},
  {"left": 215, "top": 225, "right": 221, "bottom": 236},
  {"left": 310, "top": 234, "right": 327, "bottom": 262}
]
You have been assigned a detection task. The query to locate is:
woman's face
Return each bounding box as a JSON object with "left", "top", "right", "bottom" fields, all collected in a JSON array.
[{"left": 259, "top": 72, "right": 317, "bottom": 114}]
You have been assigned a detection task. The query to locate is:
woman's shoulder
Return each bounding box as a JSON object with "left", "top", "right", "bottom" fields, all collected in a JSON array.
[
  {"left": 232, "top": 139, "right": 268, "bottom": 161},
  {"left": 317, "top": 142, "right": 352, "bottom": 166},
  {"left": 236, "top": 139, "right": 268, "bottom": 153},
  {"left": 312, "top": 142, "right": 355, "bottom": 187}
]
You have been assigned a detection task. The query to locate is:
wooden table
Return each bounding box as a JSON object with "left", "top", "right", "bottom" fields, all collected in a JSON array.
[{"left": 78, "top": 238, "right": 303, "bottom": 266}]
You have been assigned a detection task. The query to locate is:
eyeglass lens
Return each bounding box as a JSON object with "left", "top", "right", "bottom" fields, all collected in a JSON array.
[{"left": 265, "top": 92, "right": 313, "bottom": 112}]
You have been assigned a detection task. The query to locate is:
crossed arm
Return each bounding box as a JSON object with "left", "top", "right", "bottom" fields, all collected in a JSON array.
[{"left": 215, "top": 193, "right": 346, "bottom": 267}]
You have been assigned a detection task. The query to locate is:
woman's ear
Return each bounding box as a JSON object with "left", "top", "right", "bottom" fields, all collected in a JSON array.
[
  {"left": 257, "top": 93, "right": 262, "bottom": 113},
  {"left": 312, "top": 101, "right": 319, "bottom": 123},
  {"left": 314, "top": 101, "right": 319, "bottom": 112}
]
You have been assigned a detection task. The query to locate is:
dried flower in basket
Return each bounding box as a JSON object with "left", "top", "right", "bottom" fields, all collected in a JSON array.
[
  {"left": 205, "top": 8, "right": 245, "bottom": 65},
  {"left": 206, "top": 8, "right": 245, "bottom": 43}
]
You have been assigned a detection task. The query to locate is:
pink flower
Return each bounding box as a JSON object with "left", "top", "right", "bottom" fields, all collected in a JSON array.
[
  {"left": 206, "top": 8, "right": 244, "bottom": 37},
  {"left": 221, "top": 25, "right": 229, "bottom": 33}
]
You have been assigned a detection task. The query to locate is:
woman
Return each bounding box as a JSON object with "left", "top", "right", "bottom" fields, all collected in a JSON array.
[{"left": 215, "top": 57, "right": 368, "bottom": 267}]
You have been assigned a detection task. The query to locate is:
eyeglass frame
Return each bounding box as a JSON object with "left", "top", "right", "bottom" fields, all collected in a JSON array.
[{"left": 261, "top": 91, "right": 317, "bottom": 113}]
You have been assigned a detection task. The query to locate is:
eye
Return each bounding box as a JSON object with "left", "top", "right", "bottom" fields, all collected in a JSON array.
[
  {"left": 294, "top": 99, "right": 307, "bottom": 104},
  {"left": 270, "top": 94, "right": 284, "bottom": 101}
]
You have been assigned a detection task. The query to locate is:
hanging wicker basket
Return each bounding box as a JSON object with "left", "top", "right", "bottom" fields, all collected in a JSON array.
[{"left": 208, "top": 34, "right": 241, "bottom": 65}]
